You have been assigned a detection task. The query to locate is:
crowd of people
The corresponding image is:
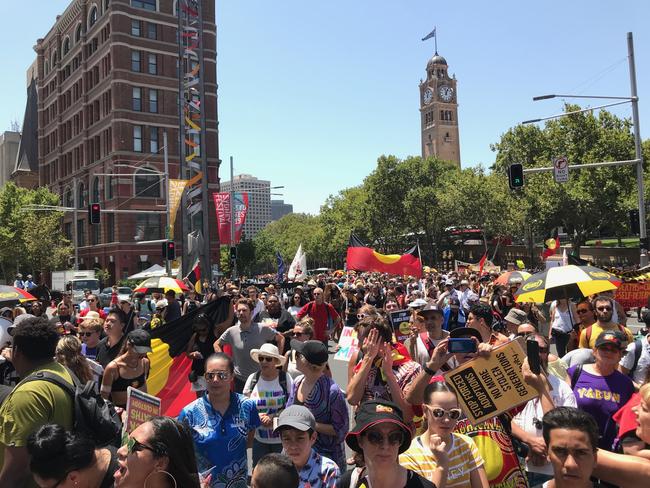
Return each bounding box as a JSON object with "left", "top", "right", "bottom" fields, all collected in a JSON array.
[{"left": 1, "top": 269, "right": 650, "bottom": 487}]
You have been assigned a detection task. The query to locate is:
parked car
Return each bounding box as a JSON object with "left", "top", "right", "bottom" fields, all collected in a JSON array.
[{"left": 98, "top": 287, "right": 133, "bottom": 308}]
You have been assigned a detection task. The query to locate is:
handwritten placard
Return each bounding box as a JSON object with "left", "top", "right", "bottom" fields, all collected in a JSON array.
[
  {"left": 389, "top": 309, "right": 412, "bottom": 343},
  {"left": 334, "top": 326, "right": 359, "bottom": 362},
  {"left": 124, "top": 387, "right": 162, "bottom": 434}
]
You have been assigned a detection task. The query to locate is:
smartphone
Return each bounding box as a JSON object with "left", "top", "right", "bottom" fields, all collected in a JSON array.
[
  {"left": 527, "top": 339, "right": 541, "bottom": 375},
  {"left": 448, "top": 338, "right": 478, "bottom": 354}
]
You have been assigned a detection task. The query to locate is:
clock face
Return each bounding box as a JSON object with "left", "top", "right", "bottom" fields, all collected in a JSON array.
[
  {"left": 439, "top": 85, "right": 453, "bottom": 102},
  {"left": 423, "top": 88, "right": 433, "bottom": 105}
]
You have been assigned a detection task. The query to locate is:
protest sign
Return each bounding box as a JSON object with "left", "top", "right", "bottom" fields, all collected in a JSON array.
[
  {"left": 334, "top": 326, "right": 359, "bottom": 362},
  {"left": 615, "top": 281, "right": 650, "bottom": 309},
  {"left": 443, "top": 340, "right": 538, "bottom": 425},
  {"left": 389, "top": 309, "right": 412, "bottom": 343},
  {"left": 124, "top": 387, "right": 162, "bottom": 434}
]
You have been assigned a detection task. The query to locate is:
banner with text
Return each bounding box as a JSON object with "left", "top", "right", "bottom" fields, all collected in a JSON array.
[
  {"left": 443, "top": 340, "right": 538, "bottom": 425},
  {"left": 389, "top": 309, "right": 412, "bottom": 343},
  {"left": 124, "top": 387, "right": 162, "bottom": 435},
  {"left": 334, "top": 326, "right": 359, "bottom": 362},
  {"left": 615, "top": 281, "right": 650, "bottom": 309},
  {"left": 213, "top": 192, "right": 249, "bottom": 245}
]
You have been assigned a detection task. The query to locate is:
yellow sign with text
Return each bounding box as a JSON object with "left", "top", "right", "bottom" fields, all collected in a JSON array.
[{"left": 443, "top": 340, "right": 538, "bottom": 425}]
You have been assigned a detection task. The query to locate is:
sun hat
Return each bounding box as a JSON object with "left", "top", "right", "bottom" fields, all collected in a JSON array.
[
  {"left": 504, "top": 308, "right": 528, "bottom": 326},
  {"left": 290, "top": 339, "right": 328, "bottom": 365},
  {"left": 407, "top": 298, "right": 428, "bottom": 309},
  {"left": 250, "top": 343, "right": 286, "bottom": 365},
  {"left": 345, "top": 400, "right": 412, "bottom": 454},
  {"left": 273, "top": 405, "right": 316, "bottom": 433}
]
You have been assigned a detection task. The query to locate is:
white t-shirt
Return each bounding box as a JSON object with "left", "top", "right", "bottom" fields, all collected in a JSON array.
[
  {"left": 243, "top": 372, "right": 293, "bottom": 444},
  {"left": 513, "top": 374, "right": 577, "bottom": 475}
]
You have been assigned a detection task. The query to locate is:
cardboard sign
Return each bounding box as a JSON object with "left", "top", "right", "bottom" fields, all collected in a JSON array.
[
  {"left": 443, "top": 340, "right": 538, "bottom": 425},
  {"left": 389, "top": 309, "right": 412, "bottom": 343},
  {"left": 615, "top": 281, "right": 650, "bottom": 309},
  {"left": 124, "top": 387, "right": 162, "bottom": 434},
  {"left": 334, "top": 326, "right": 359, "bottom": 362}
]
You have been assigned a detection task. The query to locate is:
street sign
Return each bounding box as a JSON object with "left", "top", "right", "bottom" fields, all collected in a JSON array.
[{"left": 553, "top": 156, "right": 569, "bottom": 183}]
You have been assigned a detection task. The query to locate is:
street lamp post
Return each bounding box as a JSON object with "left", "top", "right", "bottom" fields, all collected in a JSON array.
[{"left": 524, "top": 32, "right": 646, "bottom": 267}]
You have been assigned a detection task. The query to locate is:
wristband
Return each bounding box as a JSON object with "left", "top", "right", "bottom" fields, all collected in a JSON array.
[{"left": 423, "top": 364, "right": 437, "bottom": 376}]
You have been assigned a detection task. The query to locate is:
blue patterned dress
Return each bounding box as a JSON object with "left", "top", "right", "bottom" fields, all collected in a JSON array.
[{"left": 178, "top": 392, "right": 260, "bottom": 488}]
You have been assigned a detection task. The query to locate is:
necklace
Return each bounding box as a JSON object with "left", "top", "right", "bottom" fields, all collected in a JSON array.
[{"left": 125, "top": 359, "right": 140, "bottom": 370}]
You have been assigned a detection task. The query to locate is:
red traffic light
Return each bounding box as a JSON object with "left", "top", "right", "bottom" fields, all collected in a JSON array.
[
  {"left": 165, "top": 241, "right": 176, "bottom": 260},
  {"left": 88, "top": 203, "right": 101, "bottom": 224}
]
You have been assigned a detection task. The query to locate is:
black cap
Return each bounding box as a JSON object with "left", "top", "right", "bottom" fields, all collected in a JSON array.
[
  {"left": 449, "top": 327, "right": 483, "bottom": 342},
  {"left": 127, "top": 329, "right": 152, "bottom": 354},
  {"left": 345, "top": 400, "right": 412, "bottom": 454},
  {"left": 290, "top": 339, "right": 328, "bottom": 365}
]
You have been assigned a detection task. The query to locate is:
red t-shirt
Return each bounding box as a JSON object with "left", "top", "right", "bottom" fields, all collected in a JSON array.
[{"left": 296, "top": 301, "right": 339, "bottom": 341}]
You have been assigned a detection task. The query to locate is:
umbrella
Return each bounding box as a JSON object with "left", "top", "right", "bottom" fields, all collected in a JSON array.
[
  {"left": 133, "top": 277, "right": 189, "bottom": 294},
  {"left": 0, "top": 285, "right": 37, "bottom": 306},
  {"left": 493, "top": 270, "right": 531, "bottom": 287},
  {"left": 514, "top": 265, "right": 621, "bottom": 304}
]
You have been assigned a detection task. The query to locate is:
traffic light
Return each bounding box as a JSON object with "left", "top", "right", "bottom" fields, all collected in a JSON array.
[
  {"left": 629, "top": 209, "right": 640, "bottom": 235},
  {"left": 508, "top": 163, "right": 525, "bottom": 189},
  {"left": 162, "top": 241, "right": 175, "bottom": 261},
  {"left": 229, "top": 246, "right": 237, "bottom": 261},
  {"left": 641, "top": 237, "right": 649, "bottom": 250},
  {"left": 88, "top": 203, "right": 101, "bottom": 224}
]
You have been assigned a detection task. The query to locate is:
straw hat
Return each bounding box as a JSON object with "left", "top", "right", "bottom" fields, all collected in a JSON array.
[{"left": 250, "top": 343, "right": 286, "bottom": 366}]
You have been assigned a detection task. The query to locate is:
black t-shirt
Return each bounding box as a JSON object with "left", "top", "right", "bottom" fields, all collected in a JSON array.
[
  {"left": 99, "top": 446, "right": 119, "bottom": 488},
  {"left": 96, "top": 335, "right": 126, "bottom": 369},
  {"left": 164, "top": 300, "right": 182, "bottom": 322},
  {"left": 337, "top": 468, "right": 436, "bottom": 488}
]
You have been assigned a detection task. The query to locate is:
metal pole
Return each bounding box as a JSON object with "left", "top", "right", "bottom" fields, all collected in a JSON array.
[
  {"left": 72, "top": 177, "right": 79, "bottom": 271},
  {"left": 164, "top": 130, "right": 171, "bottom": 276},
  {"left": 628, "top": 32, "right": 647, "bottom": 267},
  {"left": 178, "top": 1, "right": 188, "bottom": 276},
  {"left": 198, "top": 2, "right": 211, "bottom": 280},
  {"left": 230, "top": 156, "right": 237, "bottom": 280}
]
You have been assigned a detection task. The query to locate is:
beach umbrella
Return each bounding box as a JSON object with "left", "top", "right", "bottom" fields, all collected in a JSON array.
[
  {"left": 493, "top": 270, "right": 531, "bottom": 287},
  {"left": 133, "top": 277, "right": 189, "bottom": 294},
  {"left": 0, "top": 286, "right": 37, "bottom": 306}
]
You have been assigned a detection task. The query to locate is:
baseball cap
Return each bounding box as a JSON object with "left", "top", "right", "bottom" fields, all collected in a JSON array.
[
  {"left": 290, "top": 339, "right": 328, "bottom": 365},
  {"left": 417, "top": 304, "right": 442, "bottom": 316},
  {"left": 504, "top": 308, "right": 528, "bottom": 326},
  {"left": 449, "top": 327, "right": 483, "bottom": 342},
  {"left": 594, "top": 330, "right": 626, "bottom": 350},
  {"left": 407, "top": 298, "right": 428, "bottom": 309},
  {"left": 273, "top": 405, "right": 315, "bottom": 433},
  {"left": 345, "top": 400, "right": 412, "bottom": 454},
  {"left": 127, "top": 329, "right": 152, "bottom": 354}
]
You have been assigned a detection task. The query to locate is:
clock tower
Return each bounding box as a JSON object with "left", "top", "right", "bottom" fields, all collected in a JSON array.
[{"left": 419, "top": 53, "right": 460, "bottom": 166}]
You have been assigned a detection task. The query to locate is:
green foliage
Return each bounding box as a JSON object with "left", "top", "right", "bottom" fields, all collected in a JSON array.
[{"left": 0, "top": 183, "right": 73, "bottom": 283}]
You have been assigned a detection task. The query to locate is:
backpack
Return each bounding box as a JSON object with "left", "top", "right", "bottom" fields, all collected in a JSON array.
[
  {"left": 584, "top": 324, "right": 627, "bottom": 346},
  {"left": 23, "top": 367, "right": 122, "bottom": 446},
  {"left": 627, "top": 339, "right": 644, "bottom": 378},
  {"left": 248, "top": 370, "right": 288, "bottom": 399}
]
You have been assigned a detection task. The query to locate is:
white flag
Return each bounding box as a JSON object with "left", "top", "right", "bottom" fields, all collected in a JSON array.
[{"left": 288, "top": 244, "right": 307, "bottom": 280}]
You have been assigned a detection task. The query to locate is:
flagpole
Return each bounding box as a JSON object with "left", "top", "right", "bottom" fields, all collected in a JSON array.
[
  {"left": 164, "top": 130, "right": 171, "bottom": 277},
  {"left": 434, "top": 28, "right": 438, "bottom": 54},
  {"left": 230, "top": 156, "right": 237, "bottom": 280}
]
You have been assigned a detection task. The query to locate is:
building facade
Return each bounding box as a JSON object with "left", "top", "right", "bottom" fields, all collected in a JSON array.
[
  {"left": 34, "top": 0, "right": 219, "bottom": 281},
  {"left": 221, "top": 174, "right": 271, "bottom": 239},
  {"left": 419, "top": 52, "right": 460, "bottom": 166},
  {"left": 271, "top": 199, "right": 293, "bottom": 221},
  {"left": 0, "top": 132, "right": 20, "bottom": 188}
]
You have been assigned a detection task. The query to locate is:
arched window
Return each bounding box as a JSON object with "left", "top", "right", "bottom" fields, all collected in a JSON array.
[
  {"left": 134, "top": 167, "right": 161, "bottom": 198},
  {"left": 92, "top": 177, "right": 100, "bottom": 203},
  {"left": 64, "top": 188, "right": 73, "bottom": 208},
  {"left": 78, "top": 182, "right": 86, "bottom": 208},
  {"left": 88, "top": 5, "right": 98, "bottom": 29},
  {"left": 62, "top": 37, "right": 70, "bottom": 56},
  {"left": 75, "top": 23, "right": 83, "bottom": 43},
  {"left": 44, "top": 60, "right": 49, "bottom": 75},
  {"left": 51, "top": 50, "right": 58, "bottom": 67},
  {"left": 105, "top": 173, "right": 114, "bottom": 200}
]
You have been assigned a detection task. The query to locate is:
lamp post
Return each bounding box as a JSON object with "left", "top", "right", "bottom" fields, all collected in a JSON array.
[{"left": 524, "top": 32, "right": 646, "bottom": 267}]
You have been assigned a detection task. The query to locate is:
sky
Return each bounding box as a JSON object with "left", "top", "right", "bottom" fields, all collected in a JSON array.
[{"left": 1, "top": 1, "right": 649, "bottom": 214}]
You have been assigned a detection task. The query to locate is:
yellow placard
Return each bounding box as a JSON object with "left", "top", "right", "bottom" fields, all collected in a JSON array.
[{"left": 443, "top": 340, "right": 538, "bottom": 425}]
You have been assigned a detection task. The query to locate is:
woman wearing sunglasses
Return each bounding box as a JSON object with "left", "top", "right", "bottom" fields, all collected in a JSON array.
[
  {"left": 115, "top": 416, "right": 200, "bottom": 487},
  {"left": 245, "top": 343, "right": 294, "bottom": 466},
  {"left": 339, "top": 400, "right": 434, "bottom": 488},
  {"left": 400, "top": 382, "right": 488, "bottom": 488},
  {"left": 284, "top": 319, "right": 315, "bottom": 380}
]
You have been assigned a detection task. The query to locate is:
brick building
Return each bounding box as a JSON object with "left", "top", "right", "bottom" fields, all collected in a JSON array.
[{"left": 34, "top": 0, "right": 219, "bottom": 281}]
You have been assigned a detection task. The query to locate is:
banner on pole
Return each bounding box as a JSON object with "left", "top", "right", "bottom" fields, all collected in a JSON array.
[
  {"left": 615, "top": 281, "right": 650, "bottom": 309},
  {"left": 212, "top": 192, "right": 249, "bottom": 245}
]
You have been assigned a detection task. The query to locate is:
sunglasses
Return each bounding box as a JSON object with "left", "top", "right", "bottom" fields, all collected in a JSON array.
[
  {"left": 363, "top": 430, "right": 404, "bottom": 446},
  {"left": 88, "top": 299, "right": 96, "bottom": 302},
  {"left": 596, "top": 306, "right": 612, "bottom": 311},
  {"left": 427, "top": 406, "right": 462, "bottom": 420},
  {"left": 124, "top": 436, "right": 158, "bottom": 456},
  {"left": 205, "top": 371, "right": 232, "bottom": 381},
  {"left": 576, "top": 309, "right": 591, "bottom": 314},
  {"left": 79, "top": 332, "right": 95, "bottom": 337},
  {"left": 258, "top": 356, "right": 275, "bottom": 363}
]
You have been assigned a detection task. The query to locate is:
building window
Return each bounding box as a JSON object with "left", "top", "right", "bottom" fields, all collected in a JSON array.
[
  {"left": 105, "top": 173, "right": 113, "bottom": 200},
  {"left": 133, "top": 125, "right": 143, "bottom": 152},
  {"left": 147, "top": 23, "right": 157, "bottom": 40},
  {"left": 147, "top": 54, "right": 157, "bottom": 75},
  {"left": 92, "top": 177, "right": 100, "bottom": 203},
  {"left": 132, "top": 87, "right": 142, "bottom": 111},
  {"left": 134, "top": 213, "right": 161, "bottom": 241},
  {"left": 131, "top": 19, "right": 141, "bottom": 36},
  {"left": 78, "top": 182, "right": 86, "bottom": 208},
  {"left": 77, "top": 219, "right": 85, "bottom": 247},
  {"left": 149, "top": 89, "right": 158, "bottom": 113},
  {"left": 65, "top": 189, "right": 74, "bottom": 208},
  {"left": 134, "top": 168, "right": 161, "bottom": 198},
  {"left": 106, "top": 213, "right": 115, "bottom": 242},
  {"left": 75, "top": 24, "right": 83, "bottom": 43},
  {"left": 131, "top": 51, "right": 141, "bottom": 72},
  {"left": 150, "top": 127, "right": 158, "bottom": 153},
  {"left": 88, "top": 6, "right": 98, "bottom": 29},
  {"left": 131, "top": 0, "right": 157, "bottom": 11},
  {"left": 64, "top": 222, "right": 73, "bottom": 241},
  {"left": 63, "top": 38, "right": 70, "bottom": 56},
  {"left": 104, "top": 0, "right": 110, "bottom": 11},
  {"left": 91, "top": 225, "right": 100, "bottom": 245}
]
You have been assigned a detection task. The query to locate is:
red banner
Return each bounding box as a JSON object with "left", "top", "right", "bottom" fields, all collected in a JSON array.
[
  {"left": 213, "top": 192, "right": 249, "bottom": 245},
  {"left": 615, "top": 282, "right": 650, "bottom": 309}
]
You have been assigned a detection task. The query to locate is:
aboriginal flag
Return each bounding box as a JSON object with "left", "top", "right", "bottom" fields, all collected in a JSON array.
[
  {"left": 346, "top": 234, "right": 422, "bottom": 277},
  {"left": 541, "top": 228, "right": 560, "bottom": 260},
  {"left": 185, "top": 259, "right": 202, "bottom": 294},
  {"left": 147, "top": 297, "right": 230, "bottom": 416}
]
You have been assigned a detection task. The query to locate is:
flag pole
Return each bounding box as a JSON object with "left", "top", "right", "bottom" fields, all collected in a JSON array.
[{"left": 434, "top": 28, "right": 438, "bottom": 54}]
